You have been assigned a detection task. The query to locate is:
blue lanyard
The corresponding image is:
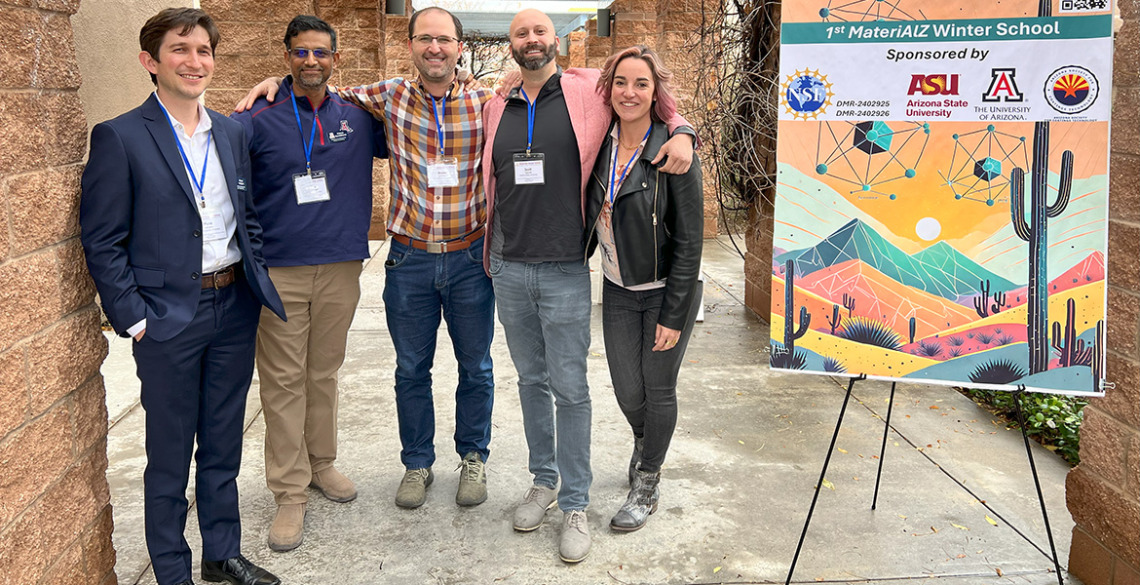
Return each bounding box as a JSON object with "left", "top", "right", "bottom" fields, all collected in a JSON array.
[
  {"left": 520, "top": 88, "right": 536, "bottom": 153},
  {"left": 289, "top": 88, "right": 320, "bottom": 174},
  {"left": 157, "top": 100, "right": 211, "bottom": 205},
  {"left": 430, "top": 93, "right": 446, "bottom": 156},
  {"left": 609, "top": 126, "right": 652, "bottom": 204}
]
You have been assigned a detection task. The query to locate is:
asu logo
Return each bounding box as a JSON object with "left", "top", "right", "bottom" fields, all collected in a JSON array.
[
  {"left": 907, "top": 74, "right": 959, "bottom": 96},
  {"left": 1044, "top": 65, "right": 1099, "bottom": 114},
  {"left": 780, "top": 69, "right": 834, "bottom": 120},
  {"left": 982, "top": 68, "right": 1023, "bottom": 102}
]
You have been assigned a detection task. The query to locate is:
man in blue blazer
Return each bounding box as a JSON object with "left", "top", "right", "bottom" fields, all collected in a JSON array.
[{"left": 80, "top": 8, "right": 285, "bottom": 585}]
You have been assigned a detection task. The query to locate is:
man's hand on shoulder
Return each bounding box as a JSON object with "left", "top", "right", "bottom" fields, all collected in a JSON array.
[
  {"left": 234, "top": 77, "right": 284, "bottom": 113},
  {"left": 653, "top": 134, "right": 695, "bottom": 175},
  {"left": 495, "top": 70, "right": 522, "bottom": 98}
]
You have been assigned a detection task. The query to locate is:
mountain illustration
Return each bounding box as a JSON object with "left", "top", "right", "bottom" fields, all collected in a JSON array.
[
  {"left": 778, "top": 219, "right": 1008, "bottom": 301},
  {"left": 912, "top": 241, "right": 1018, "bottom": 292},
  {"left": 796, "top": 259, "right": 977, "bottom": 339},
  {"left": 1000, "top": 251, "right": 1105, "bottom": 309}
]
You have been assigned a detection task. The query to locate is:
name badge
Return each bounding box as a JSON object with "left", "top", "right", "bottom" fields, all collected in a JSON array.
[
  {"left": 513, "top": 152, "right": 545, "bottom": 185},
  {"left": 428, "top": 157, "right": 459, "bottom": 188},
  {"left": 201, "top": 209, "right": 228, "bottom": 242},
  {"left": 293, "top": 170, "right": 331, "bottom": 205}
]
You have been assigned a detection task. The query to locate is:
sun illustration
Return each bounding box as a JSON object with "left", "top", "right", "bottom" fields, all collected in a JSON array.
[
  {"left": 781, "top": 69, "right": 834, "bottom": 121},
  {"left": 915, "top": 217, "right": 941, "bottom": 241}
]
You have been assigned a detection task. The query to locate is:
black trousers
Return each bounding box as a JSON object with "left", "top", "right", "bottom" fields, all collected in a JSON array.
[{"left": 601, "top": 279, "right": 699, "bottom": 473}]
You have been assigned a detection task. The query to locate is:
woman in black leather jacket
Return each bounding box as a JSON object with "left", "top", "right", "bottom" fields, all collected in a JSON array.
[{"left": 585, "top": 45, "right": 703, "bottom": 533}]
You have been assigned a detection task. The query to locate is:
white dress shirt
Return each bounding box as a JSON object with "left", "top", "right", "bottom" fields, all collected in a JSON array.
[{"left": 128, "top": 95, "right": 243, "bottom": 338}]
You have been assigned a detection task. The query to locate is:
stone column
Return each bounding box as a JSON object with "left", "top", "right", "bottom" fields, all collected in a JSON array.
[
  {"left": 0, "top": 1, "right": 117, "bottom": 584},
  {"left": 1065, "top": 4, "right": 1140, "bottom": 585}
]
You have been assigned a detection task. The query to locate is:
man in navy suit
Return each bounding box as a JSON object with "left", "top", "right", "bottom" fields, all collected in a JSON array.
[{"left": 80, "top": 8, "right": 285, "bottom": 585}]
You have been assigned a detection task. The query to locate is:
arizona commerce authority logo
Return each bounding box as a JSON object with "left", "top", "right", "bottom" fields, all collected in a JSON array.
[
  {"left": 1044, "top": 66, "right": 1098, "bottom": 115},
  {"left": 781, "top": 69, "right": 834, "bottom": 120}
]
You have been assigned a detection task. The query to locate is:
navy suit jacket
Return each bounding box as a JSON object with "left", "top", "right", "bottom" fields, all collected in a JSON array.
[{"left": 81, "top": 94, "right": 286, "bottom": 342}]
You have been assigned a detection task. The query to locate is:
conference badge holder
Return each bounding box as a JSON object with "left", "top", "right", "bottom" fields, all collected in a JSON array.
[
  {"left": 513, "top": 152, "right": 545, "bottom": 185},
  {"left": 294, "top": 170, "right": 331, "bottom": 205}
]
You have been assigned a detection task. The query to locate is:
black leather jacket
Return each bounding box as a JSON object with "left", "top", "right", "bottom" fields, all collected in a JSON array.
[{"left": 585, "top": 121, "right": 703, "bottom": 330}]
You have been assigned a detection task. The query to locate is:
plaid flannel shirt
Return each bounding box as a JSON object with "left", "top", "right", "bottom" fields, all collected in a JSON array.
[{"left": 337, "top": 79, "right": 493, "bottom": 242}]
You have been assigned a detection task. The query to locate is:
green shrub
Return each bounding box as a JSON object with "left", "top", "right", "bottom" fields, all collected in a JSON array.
[{"left": 961, "top": 388, "right": 1085, "bottom": 465}]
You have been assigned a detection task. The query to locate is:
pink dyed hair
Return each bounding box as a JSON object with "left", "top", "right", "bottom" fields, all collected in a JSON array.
[{"left": 597, "top": 45, "right": 677, "bottom": 123}]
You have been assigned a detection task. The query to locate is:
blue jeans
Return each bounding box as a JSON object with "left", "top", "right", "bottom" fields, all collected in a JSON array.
[
  {"left": 383, "top": 236, "right": 495, "bottom": 469},
  {"left": 489, "top": 256, "right": 592, "bottom": 511}
]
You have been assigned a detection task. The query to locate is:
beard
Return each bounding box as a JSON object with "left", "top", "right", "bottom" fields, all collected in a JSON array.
[
  {"left": 295, "top": 68, "right": 329, "bottom": 91},
  {"left": 512, "top": 41, "right": 557, "bottom": 71}
]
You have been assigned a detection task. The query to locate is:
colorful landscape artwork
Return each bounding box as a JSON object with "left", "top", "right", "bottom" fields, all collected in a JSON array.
[{"left": 772, "top": 1, "right": 1114, "bottom": 395}]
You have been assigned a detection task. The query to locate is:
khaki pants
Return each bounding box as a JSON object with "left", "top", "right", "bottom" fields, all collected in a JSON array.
[{"left": 257, "top": 261, "right": 362, "bottom": 504}]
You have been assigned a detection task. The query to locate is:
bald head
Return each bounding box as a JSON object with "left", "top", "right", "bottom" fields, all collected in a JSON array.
[{"left": 509, "top": 8, "right": 558, "bottom": 72}]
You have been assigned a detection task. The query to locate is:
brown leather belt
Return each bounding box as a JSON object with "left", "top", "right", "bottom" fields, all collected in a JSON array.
[
  {"left": 201, "top": 265, "right": 237, "bottom": 289},
  {"left": 392, "top": 228, "right": 484, "bottom": 254}
]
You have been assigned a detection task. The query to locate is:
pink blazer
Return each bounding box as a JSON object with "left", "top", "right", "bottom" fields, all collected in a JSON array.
[{"left": 480, "top": 68, "right": 689, "bottom": 272}]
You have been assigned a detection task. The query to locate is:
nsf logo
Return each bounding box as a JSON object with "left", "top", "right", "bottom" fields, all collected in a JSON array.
[{"left": 781, "top": 69, "right": 834, "bottom": 120}]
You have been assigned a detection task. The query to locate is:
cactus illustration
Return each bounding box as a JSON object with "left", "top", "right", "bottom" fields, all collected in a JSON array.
[
  {"left": 1011, "top": 119, "right": 1073, "bottom": 374},
  {"left": 1051, "top": 298, "right": 1091, "bottom": 367},
  {"left": 827, "top": 304, "right": 842, "bottom": 335},
  {"left": 842, "top": 293, "right": 856, "bottom": 317},
  {"left": 1092, "top": 320, "right": 1104, "bottom": 392},
  {"left": 779, "top": 259, "right": 811, "bottom": 363},
  {"left": 974, "top": 279, "right": 991, "bottom": 318},
  {"left": 908, "top": 316, "right": 917, "bottom": 344},
  {"left": 991, "top": 290, "right": 1006, "bottom": 314}
]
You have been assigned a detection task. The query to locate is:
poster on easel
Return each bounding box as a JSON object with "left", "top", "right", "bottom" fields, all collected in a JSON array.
[{"left": 771, "top": 0, "right": 1114, "bottom": 396}]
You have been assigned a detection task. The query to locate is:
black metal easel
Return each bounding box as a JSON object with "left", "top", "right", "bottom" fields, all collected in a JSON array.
[{"left": 784, "top": 378, "right": 1065, "bottom": 585}]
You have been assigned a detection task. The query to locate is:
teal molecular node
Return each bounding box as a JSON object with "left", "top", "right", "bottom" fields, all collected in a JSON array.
[
  {"left": 815, "top": 120, "right": 930, "bottom": 200},
  {"left": 939, "top": 125, "right": 1030, "bottom": 205},
  {"left": 854, "top": 121, "right": 893, "bottom": 154},
  {"left": 974, "top": 157, "right": 1002, "bottom": 181},
  {"left": 818, "top": 0, "right": 918, "bottom": 22}
]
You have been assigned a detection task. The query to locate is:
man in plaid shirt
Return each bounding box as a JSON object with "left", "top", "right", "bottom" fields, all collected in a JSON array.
[{"left": 237, "top": 7, "right": 496, "bottom": 511}]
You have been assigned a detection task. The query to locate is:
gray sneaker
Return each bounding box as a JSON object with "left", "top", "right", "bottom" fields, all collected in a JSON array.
[
  {"left": 512, "top": 485, "right": 557, "bottom": 532},
  {"left": 559, "top": 510, "right": 591, "bottom": 563},
  {"left": 455, "top": 452, "right": 487, "bottom": 506},
  {"left": 395, "top": 467, "right": 433, "bottom": 509}
]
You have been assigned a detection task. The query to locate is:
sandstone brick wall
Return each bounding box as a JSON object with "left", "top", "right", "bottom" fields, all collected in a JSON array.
[
  {"left": 202, "top": 0, "right": 414, "bottom": 239},
  {"left": 0, "top": 2, "right": 116, "bottom": 584},
  {"left": 1065, "top": 2, "right": 1140, "bottom": 584}
]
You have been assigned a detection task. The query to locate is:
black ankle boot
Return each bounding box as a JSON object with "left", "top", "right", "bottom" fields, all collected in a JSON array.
[{"left": 611, "top": 468, "right": 659, "bottom": 532}]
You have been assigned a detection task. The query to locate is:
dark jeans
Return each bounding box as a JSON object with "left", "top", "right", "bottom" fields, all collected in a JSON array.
[
  {"left": 382, "top": 236, "right": 495, "bottom": 469},
  {"left": 601, "top": 279, "right": 699, "bottom": 473}
]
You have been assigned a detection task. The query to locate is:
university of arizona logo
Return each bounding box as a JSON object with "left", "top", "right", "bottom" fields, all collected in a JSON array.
[
  {"left": 1044, "top": 65, "right": 1098, "bottom": 114},
  {"left": 339, "top": 120, "right": 354, "bottom": 133},
  {"left": 982, "top": 68, "right": 1023, "bottom": 103},
  {"left": 781, "top": 69, "right": 834, "bottom": 120}
]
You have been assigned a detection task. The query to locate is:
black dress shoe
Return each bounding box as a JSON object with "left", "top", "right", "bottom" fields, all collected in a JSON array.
[{"left": 201, "top": 554, "right": 280, "bottom": 585}]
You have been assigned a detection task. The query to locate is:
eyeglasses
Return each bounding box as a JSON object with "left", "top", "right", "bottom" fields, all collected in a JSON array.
[
  {"left": 411, "top": 34, "right": 460, "bottom": 47},
  {"left": 289, "top": 48, "right": 333, "bottom": 60}
]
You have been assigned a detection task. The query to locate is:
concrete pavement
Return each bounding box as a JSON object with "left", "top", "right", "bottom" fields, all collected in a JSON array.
[{"left": 102, "top": 236, "right": 1080, "bottom": 584}]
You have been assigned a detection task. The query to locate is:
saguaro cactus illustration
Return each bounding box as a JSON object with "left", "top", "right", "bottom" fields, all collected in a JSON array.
[
  {"left": 827, "top": 304, "right": 842, "bottom": 335},
  {"left": 1010, "top": 121, "right": 1073, "bottom": 374},
  {"left": 908, "top": 316, "right": 917, "bottom": 344},
  {"left": 974, "top": 279, "right": 991, "bottom": 318},
  {"left": 1092, "top": 320, "right": 1104, "bottom": 393},
  {"left": 1051, "top": 298, "right": 1091, "bottom": 367},
  {"left": 780, "top": 259, "right": 811, "bottom": 362},
  {"left": 842, "top": 293, "right": 856, "bottom": 317}
]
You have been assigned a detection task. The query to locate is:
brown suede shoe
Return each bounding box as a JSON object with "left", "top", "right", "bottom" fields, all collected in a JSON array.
[
  {"left": 310, "top": 467, "right": 357, "bottom": 503},
  {"left": 267, "top": 503, "right": 305, "bottom": 552}
]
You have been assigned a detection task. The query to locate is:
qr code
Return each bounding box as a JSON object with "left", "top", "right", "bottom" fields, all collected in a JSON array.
[{"left": 1060, "top": 0, "right": 1109, "bottom": 12}]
